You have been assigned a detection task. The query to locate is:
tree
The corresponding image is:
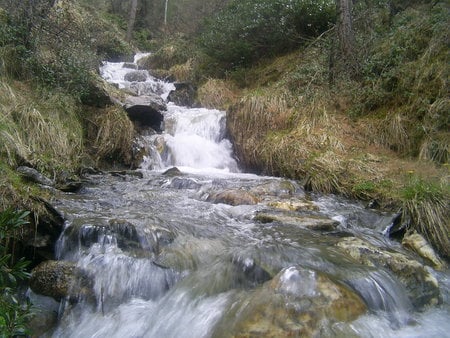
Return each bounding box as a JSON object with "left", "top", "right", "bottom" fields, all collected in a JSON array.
[
  {"left": 126, "top": 0, "right": 138, "bottom": 42},
  {"left": 335, "top": 0, "right": 358, "bottom": 75}
]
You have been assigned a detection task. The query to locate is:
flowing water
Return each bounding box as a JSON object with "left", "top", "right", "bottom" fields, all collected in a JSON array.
[{"left": 37, "top": 54, "right": 450, "bottom": 337}]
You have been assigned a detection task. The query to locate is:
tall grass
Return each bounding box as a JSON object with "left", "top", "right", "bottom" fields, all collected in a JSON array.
[
  {"left": 401, "top": 175, "right": 450, "bottom": 259},
  {"left": 0, "top": 82, "right": 83, "bottom": 174}
]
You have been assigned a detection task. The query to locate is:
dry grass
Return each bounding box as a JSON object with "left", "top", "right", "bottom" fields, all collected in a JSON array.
[
  {"left": 198, "top": 79, "right": 237, "bottom": 110},
  {"left": 0, "top": 81, "right": 83, "bottom": 174},
  {"left": 169, "top": 59, "right": 193, "bottom": 82},
  {"left": 87, "top": 106, "right": 134, "bottom": 166}
]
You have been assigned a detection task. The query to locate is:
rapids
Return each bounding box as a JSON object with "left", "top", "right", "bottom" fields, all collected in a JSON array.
[{"left": 33, "top": 54, "right": 450, "bottom": 337}]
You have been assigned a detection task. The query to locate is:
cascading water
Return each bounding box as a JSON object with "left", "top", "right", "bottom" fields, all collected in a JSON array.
[{"left": 32, "top": 54, "right": 450, "bottom": 337}]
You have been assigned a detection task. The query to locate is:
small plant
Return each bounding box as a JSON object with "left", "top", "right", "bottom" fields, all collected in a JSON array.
[{"left": 0, "top": 209, "right": 32, "bottom": 336}]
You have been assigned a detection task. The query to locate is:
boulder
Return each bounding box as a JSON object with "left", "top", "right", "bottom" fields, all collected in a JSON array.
[
  {"left": 167, "top": 82, "right": 197, "bottom": 107},
  {"left": 207, "top": 189, "right": 259, "bottom": 206},
  {"left": 402, "top": 232, "right": 446, "bottom": 270},
  {"left": 214, "top": 266, "right": 366, "bottom": 337},
  {"left": 124, "top": 94, "right": 167, "bottom": 132},
  {"left": 336, "top": 237, "right": 440, "bottom": 309},
  {"left": 124, "top": 70, "right": 147, "bottom": 82},
  {"left": 268, "top": 199, "right": 319, "bottom": 212},
  {"left": 17, "top": 166, "right": 54, "bottom": 186},
  {"left": 30, "top": 260, "right": 93, "bottom": 302},
  {"left": 254, "top": 211, "right": 339, "bottom": 231},
  {"left": 122, "top": 62, "right": 138, "bottom": 70}
]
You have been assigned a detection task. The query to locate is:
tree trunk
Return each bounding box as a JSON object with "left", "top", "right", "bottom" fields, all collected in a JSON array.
[
  {"left": 334, "top": 0, "right": 358, "bottom": 77},
  {"left": 126, "top": 0, "right": 138, "bottom": 42}
]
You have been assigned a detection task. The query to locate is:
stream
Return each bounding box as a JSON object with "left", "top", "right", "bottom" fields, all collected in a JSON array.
[{"left": 32, "top": 54, "right": 450, "bottom": 337}]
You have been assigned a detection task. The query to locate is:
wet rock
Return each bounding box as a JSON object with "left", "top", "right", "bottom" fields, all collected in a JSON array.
[
  {"left": 17, "top": 166, "right": 54, "bottom": 186},
  {"left": 124, "top": 94, "right": 167, "bottom": 132},
  {"left": 336, "top": 237, "right": 440, "bottom": 309},
  {"left": 255, "top": 211, "right": 339, "bottom": 231},
  {"left": 250, "top": 180, "right": 300, "bottom": 198},
  {"left": 232, "top": 256, "right": 272, "bottom": 288},
  {"left": 123, "top": 62, "right": 138, "bottom": 70},
  {"left": 167, "top": 82, "right": 197, "bottom": 107},
  {"left": 215, "top": 266, "right": 366, "bottom": 337},
  {"left": 162, "top": 167, "right": 182, "bottom": 176},
  {"left": 402, "top": 232, "right": 446, "bottom": 270},
  {"left": 207, "top": 189, "right": 259, "bottom": 206},
  {"left": 166, "top": 177, "right": 201, "bottom": 190},
  {"left": 268, "top": 199, "right": 319, "bottom": 212},
  {"left": 30, "top": 260, "right": 93, "bottom": 302},
  {"left": 124, "top": 70, "right": 147, "bottom": 82}
]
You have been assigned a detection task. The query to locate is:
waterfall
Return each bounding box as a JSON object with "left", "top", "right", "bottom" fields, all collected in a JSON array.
[{"left": 99, "top": 54, "right": 238, "bottom": 173}]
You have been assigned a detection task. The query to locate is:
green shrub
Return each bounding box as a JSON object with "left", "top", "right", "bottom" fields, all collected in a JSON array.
[
  {"left": 0, "top": 209, "right": 32, "bottom": 336},
  {"left": 198, "top": 0, "right": 335, "bottom": 69}
]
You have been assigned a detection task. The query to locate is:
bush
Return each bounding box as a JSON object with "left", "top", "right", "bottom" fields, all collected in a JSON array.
[
  {"left": 199, "top": 0, "right": 335, "bottom": 69},
  {"left": 0, "top": 209, "right": 32, "bottom": 336}
]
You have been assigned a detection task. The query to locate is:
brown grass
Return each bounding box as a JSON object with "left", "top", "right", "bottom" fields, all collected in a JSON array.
[
  {"left": 87, "top": 106, "right": 134, "bottom": 166},
  {"left": 198, "top": 79, "right": 237, "bottom": 110}
]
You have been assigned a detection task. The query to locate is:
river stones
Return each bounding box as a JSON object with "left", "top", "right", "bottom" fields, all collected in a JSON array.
[
  {"left": 17, "top": 166, "right": 54, "bottom": 186},
  {"left": 207, "top": 189, "right": 259, "bottom": 206},
  {"left": 250, "top": 180, "right": 300, "bottom": 198},
  {"left": 267, "top": 199, "right": 319, "bottom": 212},
  {"left": 124, "top": 70, "right": 147, "bottom": 82},
  {"left": 336, "top": 237, "right": 440, "bottom": 309},
  {"left": 402, "top": 232, "right": 446, "bottom": 270},
  {"left": 30, "top": 260, "right": 93, "bottom": 302},
  {"left": 254, "top": 211, "right": 339, "bottom": 231},
  {"left": 215, "top": 266, "right": 366, "bottom": 337}
]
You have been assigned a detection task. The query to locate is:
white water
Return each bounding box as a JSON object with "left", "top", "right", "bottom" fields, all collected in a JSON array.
[
  {"left": 36, "top": 54, "right": 450, "bottom": 338},
  {"left": 99, "top": 53, "right": 238, "bottom": 174}
]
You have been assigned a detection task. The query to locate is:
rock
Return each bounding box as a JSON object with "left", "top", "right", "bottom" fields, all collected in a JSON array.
[
  {"left": 166, "top": 177, "right": 201, "bottom": 190},
  {"left": 402, "top": 232, "right": 446, "bottom": 270},
  {"left": 124, "top": 94, "right": 167, "bottom": 132},
  {"left": 162, "top": 167, "right": 182, "bottom": 176},
  {"left": 336, "top": 237, "right": 440, "bottom": 309},
  {"left": 250, "top": 180, "right": 300, "bottom": 198},
  {"left": 122, "top": 62, "right": 138, "bottom": 70},
  {"left": 167, "top": 82, "right": 197, "bottom": 107},
  {"left": 30, "top": 260, "right": 93, "bottom": 302},
  {"left": 214, "top": 266, "right": 366, "bottom": 337},
  {"left": 255, "top": 211, "right": 339, "bottom": 231},
  {"left": 207, "top": 189, "right": 259, "bottom": 206},
  {"left": 124, "top": 70, "right": 147, "bottom": 82},
  {"left": 268, "top": 199, "right": 319, "bottom": 212},
  {"left": 129, "top": 81, "right": 166, "bottom": 97},
  {"left": 17, "top": 166, "right": 54, "bottom": 186}
]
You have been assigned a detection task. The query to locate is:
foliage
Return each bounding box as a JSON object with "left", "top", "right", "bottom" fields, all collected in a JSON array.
[
  {"left": 198, "top": 0, "right": 335, "bottom": 69},
  {"left": 0, "top": 209, "right": 32, "bottom": 337}
]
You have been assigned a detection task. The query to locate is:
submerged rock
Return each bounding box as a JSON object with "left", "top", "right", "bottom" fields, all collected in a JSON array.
[
  {"left": 336, "top": 237, "right": 440, "bottom": 309},
  {"left": 214, "top": 266, "right": 366, "bottom": 337},
  {"left": 254, "top": 211, "right": 339, "bottom": 231},
  {"left": 207, "top": 189, "right": 259, "bottom": 206}
]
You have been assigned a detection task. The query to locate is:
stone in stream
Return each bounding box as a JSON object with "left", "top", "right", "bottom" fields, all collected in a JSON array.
[
  {"left": 402, "top": 232, "right": 446, "bottom": 270},
  {"left": 214, "top": 266, "right": 367, "bottom": 337},
  {"left": 254, "top": 211, "right": 339, "bottom": 231},
  {"left": 123, "top": 94, "right": 167, "bottom": 132},
  {"left": 207, "top": 189, "right": 260, "bottom": 206},
  {"left": 30, "top": 260, "right": 94, "bottom": 302},
  {"left": 167, "top": 82, "right": 197, "bottom": 107},
  {"left": 336, "top": 236, "right": 441, "bottom": 309},
  {"left": 124, "top": 70, "right": 147, "bottom": 82}
]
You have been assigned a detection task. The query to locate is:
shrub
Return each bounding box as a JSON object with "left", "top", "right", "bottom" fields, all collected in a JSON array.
[
  {"left": 0, "top": 209, "right": 32, "bottom": 336},
  {"left": 198, "top": 0, "right": 335, "bottom": 69}
]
